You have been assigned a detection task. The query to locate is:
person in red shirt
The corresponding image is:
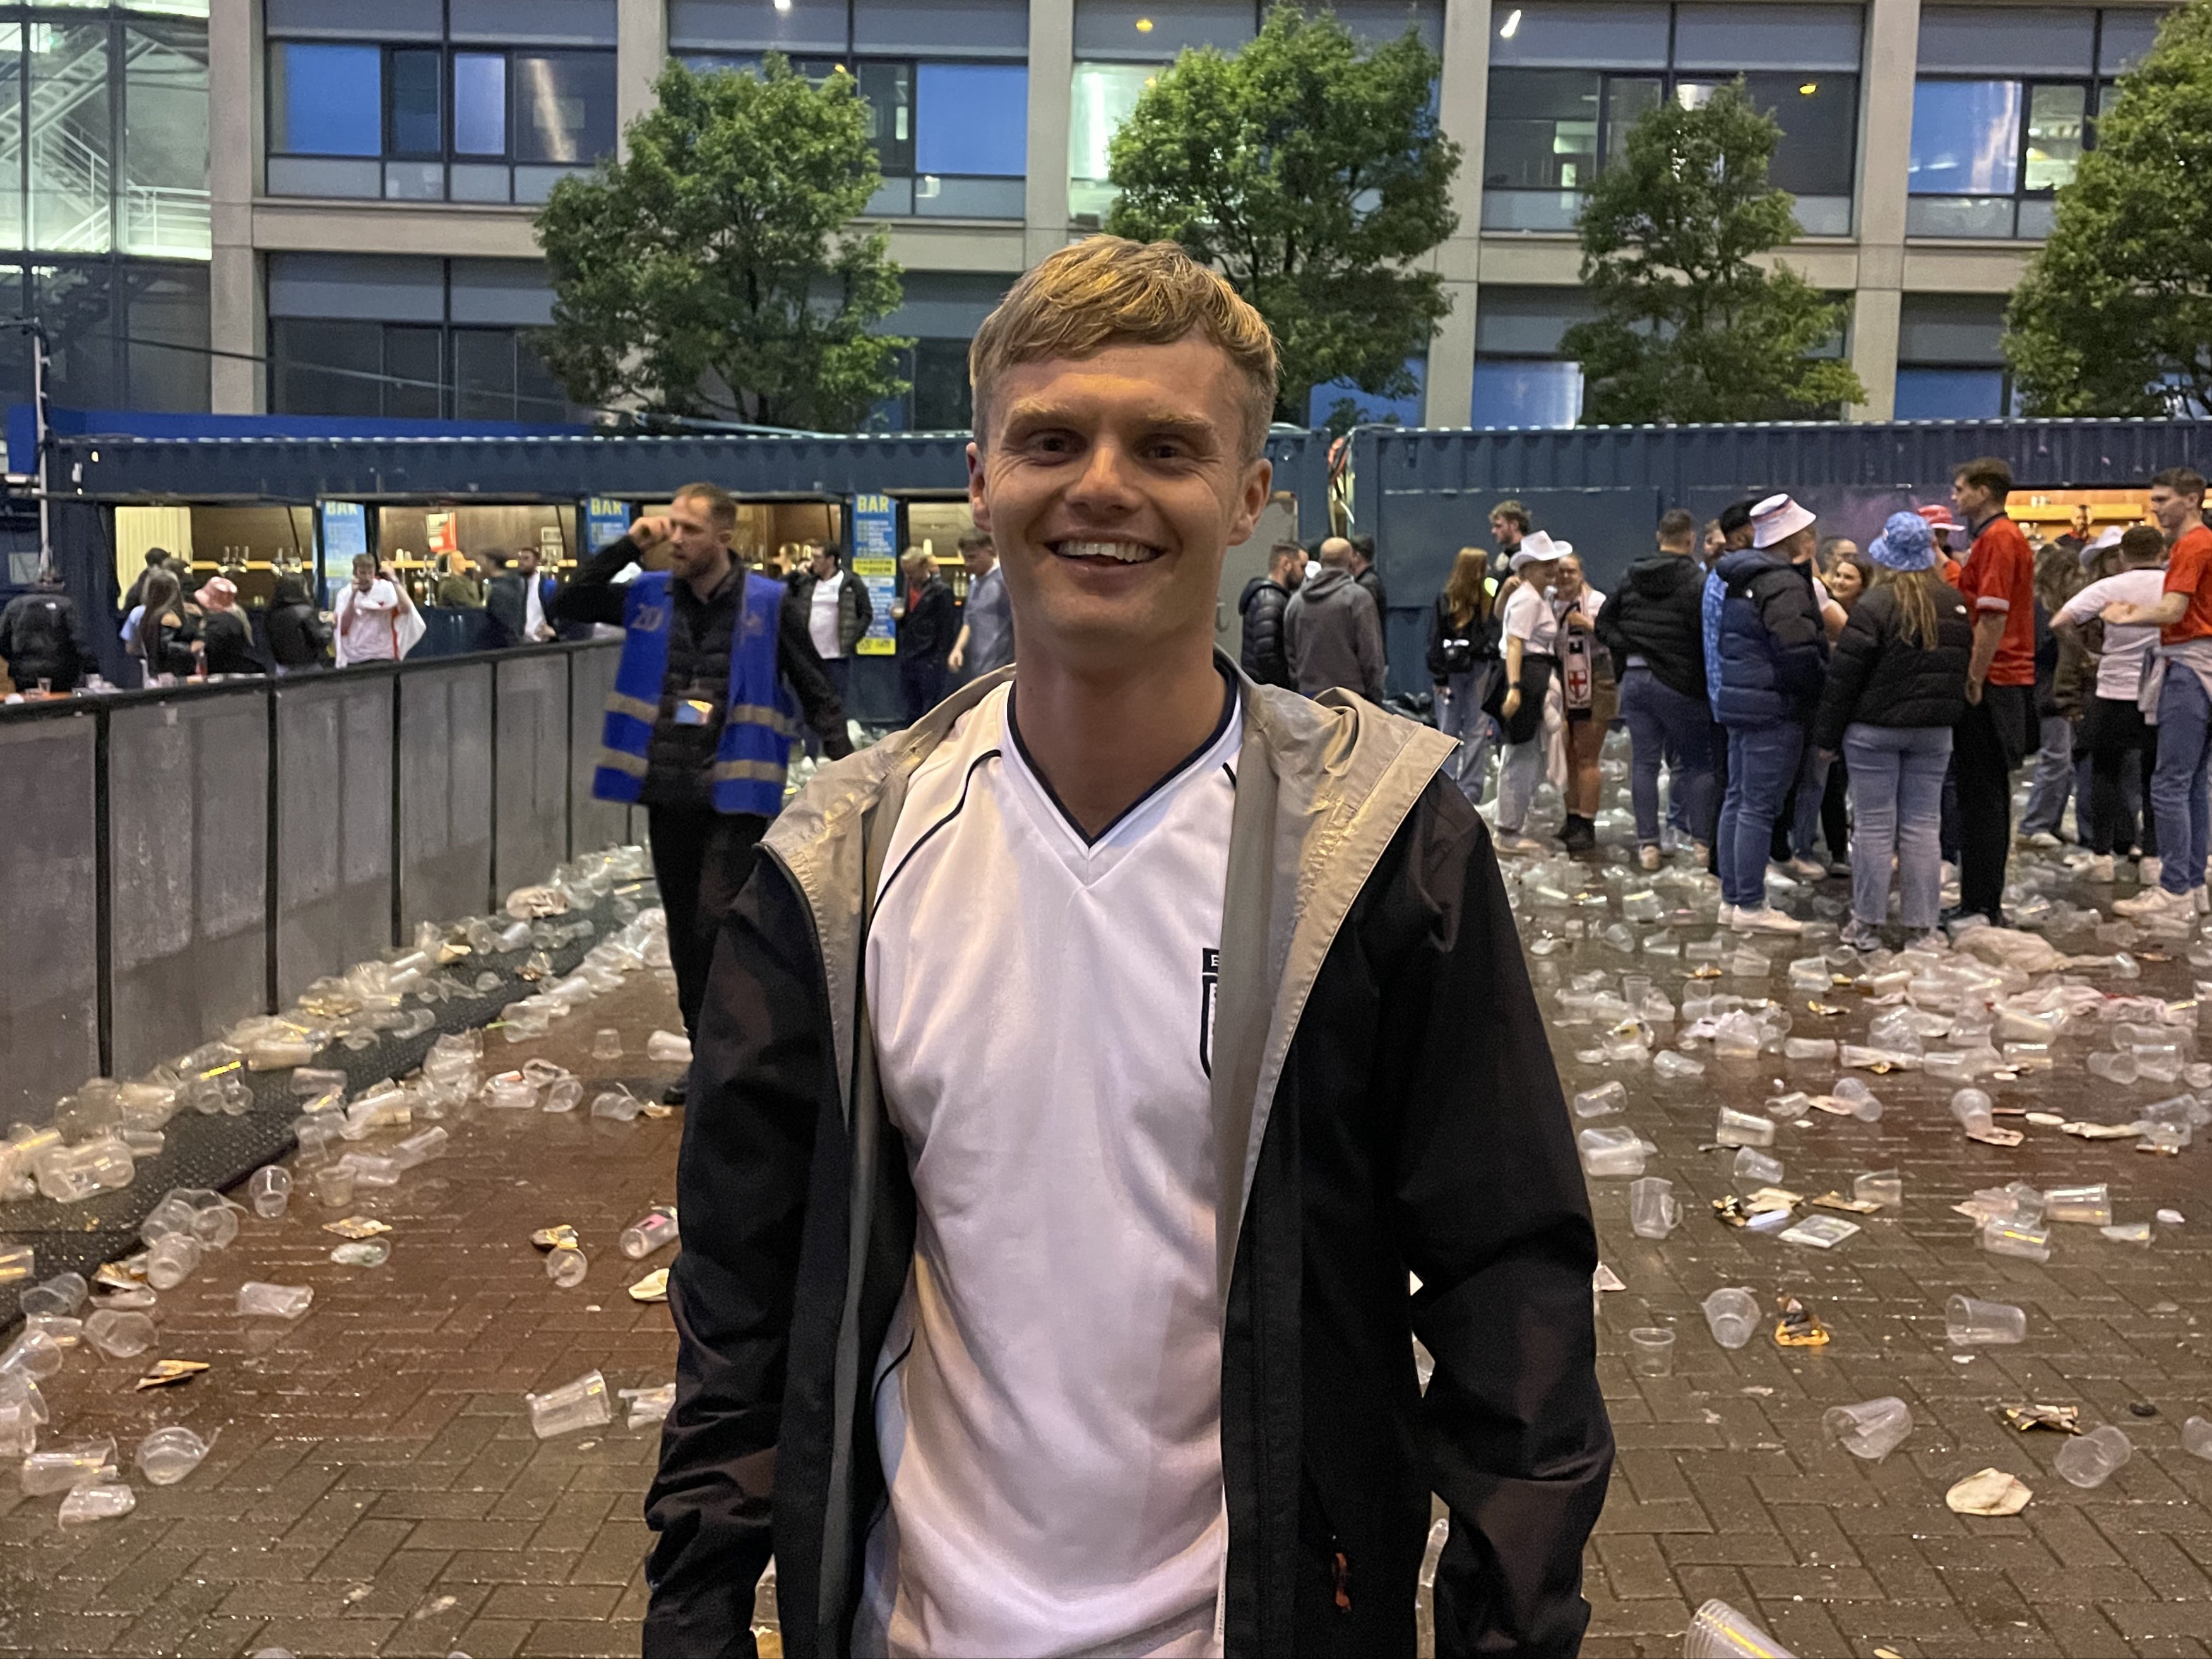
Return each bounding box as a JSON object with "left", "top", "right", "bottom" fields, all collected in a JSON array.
[
  {"left": 1946, "top": 456, "right": 2039, "bottom": 924},
  {"left": 2106, "top": 467, "right": 2212, "bottom": 917}
]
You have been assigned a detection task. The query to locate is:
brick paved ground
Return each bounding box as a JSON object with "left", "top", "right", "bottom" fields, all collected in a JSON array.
[{"left": 4, "top": 857, "right": 2211, "bottom": 1658}]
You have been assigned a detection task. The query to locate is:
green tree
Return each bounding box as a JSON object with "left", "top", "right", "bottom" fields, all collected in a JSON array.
[
  {"left": 1559, "top": 82, "right": 1862, "bottom": 424},
  {"left": 1103, "top": 4, "right": 1460, "bottom": 427},
  {"left": 532, "top": 58, "right": 909, "bottom": 429},
  {"left": 2006, "top": 3, "right": 2212, "bottom": 415}
]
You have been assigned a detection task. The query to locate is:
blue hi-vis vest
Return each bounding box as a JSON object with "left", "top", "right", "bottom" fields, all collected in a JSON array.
[{"left": 593, "top": 569, "right": 797, "bottom": 817}]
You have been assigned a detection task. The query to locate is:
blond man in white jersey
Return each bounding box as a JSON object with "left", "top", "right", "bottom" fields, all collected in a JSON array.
[{"left": 645, "top": 237, "right": 1611, "bottom": 1659}]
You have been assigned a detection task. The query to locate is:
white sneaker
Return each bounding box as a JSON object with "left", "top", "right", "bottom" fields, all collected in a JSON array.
[
  {"left": 1495, "top": 833, "right": 1545, "bottom": 855},
  {"left": 1738, "top": 906, "right": 1805, "bottom": 935},
  {"left": 1638, "top": 844, "right": 1663, "bottom": 872},
  {"left": 1718, "top": 903, "right": 1743, "bottom": 929},
  {"left": 2023, "top": 831, "right": 2061, "bottom": 850},
  {"left": 2140, "top": 856, "right": 2163, "bottom": 886},
  {"left": 1902, "top": 928, "right": 1950, "bottom": 953},
  {"left": 2114, "top": 884, "right": 2194, "bottom": 919},
  {"left": 2084, "top": 854, "right": 2115, "bottom": 883},
  {"left": 1783, "top": 856, "right": 1828, "bottom": 881}
]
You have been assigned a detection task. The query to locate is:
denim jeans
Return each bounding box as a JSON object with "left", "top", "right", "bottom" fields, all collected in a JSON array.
[
  {"left": 1718, "top": 722, "right": 1803, "bottom": 909},
  {"left": 1436, "top": 670, "right": 1499, "bottom": 804},
  {"left": 2151, "top": 667, "right": 2212, "bottom": 894},
  {"left": 1620, "top": 667, "right": 1716, "bottom": 846},
  {"left": 2018, "top": 713, "right": 2077, "bottom": 836},
  {"left": 1788, "top": 740, "right": 1834, "bottom": 861},
  {"left": 1497, "top": 735, "right": 1545, "bottom": 834},
  {"left": 1843, "top": 723, "right": 1953, "bottom": 930}
]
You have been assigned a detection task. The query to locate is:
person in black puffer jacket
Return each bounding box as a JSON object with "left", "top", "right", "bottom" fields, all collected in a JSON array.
[
  {"left": 1812, "top": 511, "right": 1972, "bottom": 953},
  {"left": 1596, "top": 508, "right": 1716, "bottom": 867},
  {"left": 0, "top": 572, "right": 92, "bottom": 692},
  {"left": 266, "top": 573, "right": 332, "bottom": 673},
  {"left": 1237, "top": 540, "right": 1304, "bottom": 689}
]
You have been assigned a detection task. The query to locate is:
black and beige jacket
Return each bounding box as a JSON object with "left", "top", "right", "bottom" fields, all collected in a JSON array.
[{"left": 644, "top": 657, "right": 1614, "bottom": 1658}]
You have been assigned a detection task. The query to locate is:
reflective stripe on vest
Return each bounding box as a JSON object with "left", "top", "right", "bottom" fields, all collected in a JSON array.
[{"left": 592, "top": 570, "right": 797, "bottom": 815}]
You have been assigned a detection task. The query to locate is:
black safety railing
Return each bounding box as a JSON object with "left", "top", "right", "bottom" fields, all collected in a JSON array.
[{"left": 0, "top": 638, "right": 632, "bottom": 1127}]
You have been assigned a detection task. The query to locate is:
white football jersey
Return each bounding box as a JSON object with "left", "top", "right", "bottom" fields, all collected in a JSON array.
[{"left": 857, "top": 677, "right": 1240, "bottom": 1658}]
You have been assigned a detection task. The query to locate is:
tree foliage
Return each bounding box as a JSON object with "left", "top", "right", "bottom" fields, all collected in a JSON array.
[
  {"left": 1560, "top": 82, "right": 1862, "bottom": 424},
  {"left": 2006, "top": 1, "right": 2212, "bottom": 415},
  {"left": 532, "top": 58, "right": 909, "bottom": 428},
  {"left": 1103, "top": 4, "right": 1460, "bottom": 424}
]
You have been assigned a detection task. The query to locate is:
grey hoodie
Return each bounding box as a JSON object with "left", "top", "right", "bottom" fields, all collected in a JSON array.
[{"left": 1282, "top": 566, "right": 1384, "bottom": 700}]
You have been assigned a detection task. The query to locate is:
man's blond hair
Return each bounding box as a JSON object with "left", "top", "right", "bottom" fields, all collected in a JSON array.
[{"left": 970, "top": 236, "right": 1280, "bottom": 459}]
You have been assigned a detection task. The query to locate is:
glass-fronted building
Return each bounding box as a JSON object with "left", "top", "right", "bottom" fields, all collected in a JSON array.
[{"left": 0, "top": 0, "right": 2172, "bottom": 429}]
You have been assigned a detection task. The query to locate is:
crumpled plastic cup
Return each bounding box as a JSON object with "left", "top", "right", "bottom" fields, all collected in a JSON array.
[
  {"left": 1946, "top": 1294, "right": 2026, "bottom": 1345},
  {"left": 2055, "top": 1423, "right": 2133, "bottom": 1489},
  {"left": 17, "top": 1271, "right": 87, "bottom": 1319},
  {"left": 235, "top": 1282, "right": 314, "bottom": 1321},
  {"left": 136, "top": 1425, "right": 211, "bottom": 1486},
  {"left": 1628, "top": 1177, "right": 1679, "bottom": 1240},
  {"left": 525, "top": 1369, "right": 611, "bottom": 1439},
  {"left": 83, "top": 1309, "right": 158, "bottom": 1360},
  {"left": 1823, "top": 1396, "right": 1912, "bottom": 1460},
  {"left": 1684, "top": 1597, "right": 1797, "bottom": 1658},
  {"left": 1701, "top": 1287, "right": 1761, "bottom": 1350}
]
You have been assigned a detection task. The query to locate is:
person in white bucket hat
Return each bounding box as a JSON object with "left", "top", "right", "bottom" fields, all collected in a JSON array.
[
  {"left": 1492, "top": 530, "right": 1567, "bottom": 850},
  {"left": 1706, "top": 494, "right": 1830, "bottom": 933}
]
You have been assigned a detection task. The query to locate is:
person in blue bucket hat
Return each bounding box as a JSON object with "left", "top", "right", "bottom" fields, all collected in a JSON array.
[{"left": 1812, "top": 512, "right": 1975, "bottom": 951}]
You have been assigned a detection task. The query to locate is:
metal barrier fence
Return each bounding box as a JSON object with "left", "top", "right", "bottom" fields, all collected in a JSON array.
[{"left": 0, "top": 639, "right": 633, "bottom": 1127}]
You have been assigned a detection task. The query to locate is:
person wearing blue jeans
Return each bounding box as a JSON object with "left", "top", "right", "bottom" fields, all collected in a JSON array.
[
  {"left": 1622, "top": 669, "right": 1715, "bottom": 852},
  {"left": 1597, "top": 508, "right": 1715, "bottom": 869},
  {"left": 1812, "top": 511, "right": 1973, "bottom": 950},
  {"left": 1718, "top": 722, "right": 1804, "bottom": 917},
  {"left": 1707, "top": 496, "right": 1831, "bottom": 934},
  {"left": 2111, "top": 469, "right": 2212, "bottom": 919}
]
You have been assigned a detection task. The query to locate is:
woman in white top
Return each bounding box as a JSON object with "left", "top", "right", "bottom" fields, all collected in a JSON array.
[
  {"left": 333, "top": 553, "right": 424, "bottom": 667},
  {"left": 2054, "top": 525, "right": 2168, "bottom": 878},
  {"left": 1549, "top": 552, "right": 1608, "bottom": 853},
  {"left": 1493, "top": 533, "right": 1564, "bottom": 851}
]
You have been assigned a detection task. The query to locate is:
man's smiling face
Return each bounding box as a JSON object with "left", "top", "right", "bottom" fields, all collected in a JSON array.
[{"left": 967, "top": 336, "right": 1271, "bottom": 674}]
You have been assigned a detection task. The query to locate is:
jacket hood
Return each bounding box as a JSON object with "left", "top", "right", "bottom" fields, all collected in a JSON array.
[
  {"left": 1301, "top": 567, "right": 1353, "bottom": 600},
  {"left": 1716, "top": 547, "right": 1790, "bottom": 585},
  {"left": 1238, "top": 574, "right": 1279, "bottom": 614},
  {"left": 1624, "top": 553, "right": 1699, "bottom": 595}
]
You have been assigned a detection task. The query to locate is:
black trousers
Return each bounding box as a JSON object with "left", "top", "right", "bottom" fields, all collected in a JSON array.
[
  {"left": 647, "top": 805, "right": 767, "bottom": 1040},
  {"left": 1954, "top": 684, "right": 2035, "bottom": 917},
  {"left": 2083, "top": 694, "right": 2158, "bottom": 859}
]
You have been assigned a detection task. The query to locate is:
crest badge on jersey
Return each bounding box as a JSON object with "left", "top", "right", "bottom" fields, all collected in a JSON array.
[{"left": 1199, "top": 947, "right": 1219, "bottom": 1077}]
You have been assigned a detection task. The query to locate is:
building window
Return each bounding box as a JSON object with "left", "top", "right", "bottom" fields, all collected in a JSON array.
[
  {"left": 0, "top": 15, "right": 210, "bottom": 259},
  {"left": 266, "top": 23, "right": 617, "bottom": 203},
  {"left": 675, "top": 54, "right": 1028, "bottom": 220},
  {"left": 1069, "top": 0, "right": 1444, "bottom": 227},
  {"left": 1907, "top": 6, "right": 2160, "bottom": 241},
  {"left": 1469, "top": 285, "right": 1600, "bottom": 427},
  {"left": 266, "top": 253, "right": 580, "bottom": 422},
  {"left": 0, "top": 259, "right": 210, "bottom": 412},
  {"left": 1483, "top": 2, "right": 1863, "bottom": 237},
  {"left": 1893, "top": 292, "right": 2013, "bottom": 418}
]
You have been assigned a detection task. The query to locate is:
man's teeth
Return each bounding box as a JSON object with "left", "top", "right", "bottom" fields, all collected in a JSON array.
[{"left": 1056, "top": 540, "right": 1158, "bottom": 562}]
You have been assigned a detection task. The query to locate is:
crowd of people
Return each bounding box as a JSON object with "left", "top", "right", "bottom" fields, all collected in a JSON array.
[
  {"left": 2, "top": 528, "right": 1018, "bottom": 703},
  {"left": 1374, "top": 458, "right": 2212, "bottom": 952}
]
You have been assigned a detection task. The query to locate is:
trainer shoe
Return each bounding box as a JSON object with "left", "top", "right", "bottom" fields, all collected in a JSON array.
[
  {"left": 1783, "top": 855, "right": 1828, "bottom": 881},
  {"left": 2196, "top": 886, "right": 2209, "bottom": 916},
  {"left": 1737, "top": 905, "right": 1805, "bottom": 936},
  {"left": 2083, "top": 853, "right": 2115, "bottom": 882},
  {"left": 1901, "top": 928, "right": 1950, "bottom": 953},
  {"left": 1638, "top": 844, "right": 1663, "bottom": 871},
  {"left": 1840, "top": 918, "right": 1884, "bottom": 953},
  {"left": 2140, "top": 855, "right": 2163, "bottom": 885},
  {"left": 2115, "top": 884, "right": 2194, "bottom": 920},
  {"left": 2023, "top": 831, "right": 2061, "bottom": 850},
  {"left": 1495, "top": 832, "right": 1545, "bottom": 855}
]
